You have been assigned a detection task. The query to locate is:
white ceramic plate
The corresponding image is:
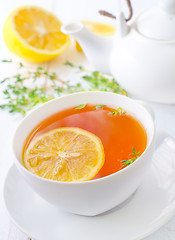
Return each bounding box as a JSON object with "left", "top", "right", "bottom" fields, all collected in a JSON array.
[{"left": 3, "top": 131, "right": 175, "bottom": 240}]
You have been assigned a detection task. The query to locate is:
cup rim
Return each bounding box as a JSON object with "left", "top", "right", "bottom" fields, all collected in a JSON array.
[{"left": 13, "top": 91, "right": 155, "bottom": 185}]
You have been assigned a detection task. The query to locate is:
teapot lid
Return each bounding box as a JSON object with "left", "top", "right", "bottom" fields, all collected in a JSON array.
[{"left": 136, "top": 0, "right": 175, "bottom": 40}]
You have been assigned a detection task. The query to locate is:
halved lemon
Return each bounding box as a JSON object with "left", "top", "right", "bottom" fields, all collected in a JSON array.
[
  {"left": 23, "top": 127, "right": 105, "bottom": 182},
  {"left": 3, "top": 6, "right": 70, "bottom": 62},
  {"left": 76, "top": 21, "right": 116, "bottom": 51}
]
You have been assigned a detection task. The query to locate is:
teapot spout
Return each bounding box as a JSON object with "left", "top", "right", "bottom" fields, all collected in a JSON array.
[{"left": 61, "top": 22, "right": 113, "bottom": 73}]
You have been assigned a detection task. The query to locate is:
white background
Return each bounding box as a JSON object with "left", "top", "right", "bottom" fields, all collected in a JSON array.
[{"left": 1, "top": 0, "right": 175, "bottom": 239}]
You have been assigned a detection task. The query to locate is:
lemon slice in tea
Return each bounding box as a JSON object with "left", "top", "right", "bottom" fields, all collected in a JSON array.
[{"left": 23, "top": 127, "right": 105, "bottom": 182}]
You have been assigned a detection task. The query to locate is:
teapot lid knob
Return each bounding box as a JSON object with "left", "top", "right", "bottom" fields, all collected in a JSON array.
[
  {"left": 159, "top": 0, "right": 175, "bottom": 13},
  {"left": 136, "top": 0, "right": 175, "bottom": 40}
]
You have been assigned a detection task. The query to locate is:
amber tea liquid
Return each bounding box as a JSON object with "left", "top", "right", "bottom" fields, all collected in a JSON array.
[{"left": 24, "top": 104, "right": 147, "bottom": 179}]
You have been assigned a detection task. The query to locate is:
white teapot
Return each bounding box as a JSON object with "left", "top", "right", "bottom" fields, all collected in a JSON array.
[{"left": 61, "top": 0, "right": 175, "bottom": 103}]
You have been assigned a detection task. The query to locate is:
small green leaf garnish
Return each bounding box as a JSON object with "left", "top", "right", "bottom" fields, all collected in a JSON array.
[
  {"left": 75, "top": 104, "right": 87, "bottom": 109},
  {"left": 121, "top": 147, "right": 140, "bottom": 168},
  {"left": 94, "top": 104, "right": 105, "bottom": 110},
  {"left": 19, "top": 62, "right": 24, "bottom": 68},
  {"left": 130, "top": 147, "right": 140, "bottom": 157},
  {"left": 64, "top": 61, "right": 74, "bottom": 67},
  {"left": 108, "top": 107, "right": 126, "bottom": 116},
  {"left": 112, "top": 110, "right": 118, "bottom": 116},
  {"left": 1, "top": 59, "right": 12, "bottom": 63}
]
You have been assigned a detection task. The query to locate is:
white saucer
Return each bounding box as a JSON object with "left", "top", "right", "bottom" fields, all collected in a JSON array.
[{"left": 3, "top": 131, "right": 175, "bottom": 240}]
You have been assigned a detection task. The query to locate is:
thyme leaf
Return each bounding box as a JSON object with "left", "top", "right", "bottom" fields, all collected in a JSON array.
[
  {"left": 94, "top": 104, "right": 105, "bottom": 110},
  {"left": 75, "top": 104, "right": 87, "bottom": 109},
  {"left": 121, "top": 147, "right": 140, "bottom": 168},
  {"left": 130, "top": 147, "right": 140, "bottom": 157},
  {"left": 2, "top": 59, "right": 12, "bottom": 63},
  {"left": 64, "top": 61, "right": 74, "bottom": 67}
]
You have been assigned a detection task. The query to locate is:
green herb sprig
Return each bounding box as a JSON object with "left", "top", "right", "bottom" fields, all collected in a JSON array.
[
  {"left": 75, "top": 104, "right": 105, "bottom": 110},
  {"left": 65, "top": 61, "right": 127, "bottom": 95},
  {"left": 121, "top": 147, "right": 140, "bottom": 168},
  {"left": 108, "top": 107, "right": 126, "bottom": 116},
  {"left": 0, "top": 60, "right": 126, "bottom": 115}
]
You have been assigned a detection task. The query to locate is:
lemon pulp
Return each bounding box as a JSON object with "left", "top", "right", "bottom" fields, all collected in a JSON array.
[
  {"left": 23, "top": 127, "right": 105, "bottom": 182},
  {"left": 3, "top": 6, "right": 70, "bottom": 62}
]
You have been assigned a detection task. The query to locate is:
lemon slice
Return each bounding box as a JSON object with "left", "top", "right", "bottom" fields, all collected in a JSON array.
[
  {"left": 3, "top": 6, "right": 70, "bottom": 62},
  {"left": 83, "top": 21, "right": 116, "bottom": 36},
  {"left": 23, "top": 127, "right": 105, "bottom": 182},
  {"left": 76, "top": 21, "right": 116, "bottom": 51}
]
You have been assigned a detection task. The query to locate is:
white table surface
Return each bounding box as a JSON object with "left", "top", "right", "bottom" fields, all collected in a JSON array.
[{"left": 1, "top": 0, "right": 175, "bottom": 239}]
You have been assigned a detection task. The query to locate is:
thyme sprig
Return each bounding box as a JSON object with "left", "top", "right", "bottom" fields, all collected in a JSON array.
[
  {"left": 65, "top": 61, "right": 127, "bottom": 95},
  {"left": 0, "top": 60, "right": 126, "bottom": 115},
  {"left": 121, "top": 147, "right": 140, "bottom": 168},
  {"left": 108, "top": 107, "right": 126, "bottom": 116}
]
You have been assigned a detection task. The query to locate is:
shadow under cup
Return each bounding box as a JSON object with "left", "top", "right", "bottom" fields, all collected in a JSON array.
[{"left": 12, "top": 92, "right": 155, "bottom": 216}]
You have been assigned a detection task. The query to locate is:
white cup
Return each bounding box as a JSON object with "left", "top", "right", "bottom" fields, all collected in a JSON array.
[{"left": 13, "top": 92, "right": 155, "bottom": 216}]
